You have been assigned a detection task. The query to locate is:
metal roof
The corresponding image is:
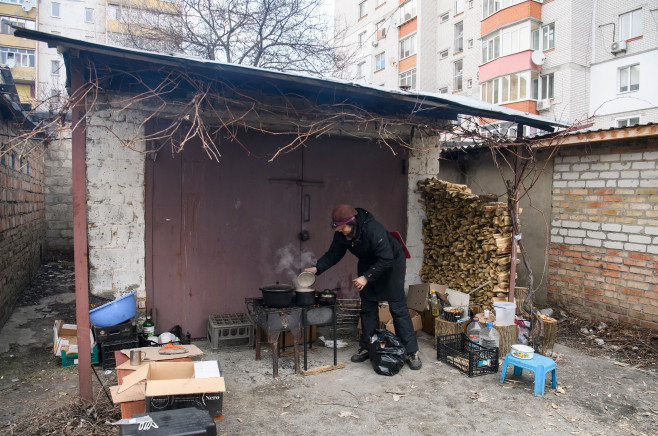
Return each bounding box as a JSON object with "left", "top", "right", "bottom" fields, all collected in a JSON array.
[{"left": 15, "top": 28, "right": 570, "bottom": 133}]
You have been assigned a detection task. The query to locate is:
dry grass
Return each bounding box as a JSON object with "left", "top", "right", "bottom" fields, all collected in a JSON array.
[{"left": 4, "top": 388, "right": 120, "bottom": 436}]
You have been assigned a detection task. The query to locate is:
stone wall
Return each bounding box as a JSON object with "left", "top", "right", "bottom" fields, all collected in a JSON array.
[
  {"left": 44, "top": 133, "right": 73, "bottom": 254},
  {"left": 548, "top": 138, "right": 658, "bottom": 329},
  {"left": 85, "top": 99, "right": 146, "bottom": 308},
  {"left": 0, "top": 133, "right": 46, "bottom": 327}
]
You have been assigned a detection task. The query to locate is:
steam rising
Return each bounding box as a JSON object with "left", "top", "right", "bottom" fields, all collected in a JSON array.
[{"left": 273, "top": 244, "right": 317, "bottom": 287}]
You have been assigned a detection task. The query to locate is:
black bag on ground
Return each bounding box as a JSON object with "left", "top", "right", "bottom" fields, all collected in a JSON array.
[{"left": 368, "top": 329, "right": 406, "bottom": 376}]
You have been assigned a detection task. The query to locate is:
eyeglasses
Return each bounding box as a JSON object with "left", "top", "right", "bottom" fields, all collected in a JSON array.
[{"left": 331, "top": 216, "right": 355, "bottom": 229}]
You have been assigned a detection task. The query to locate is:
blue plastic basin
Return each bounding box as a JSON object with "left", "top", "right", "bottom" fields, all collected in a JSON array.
[{"left": 89, "top": 291, "right": 137, "bottom": 327}]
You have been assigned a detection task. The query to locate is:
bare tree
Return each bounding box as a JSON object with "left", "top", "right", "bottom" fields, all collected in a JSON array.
[{"left": 114, "top": 0, "right": 354, "bottom": 76}]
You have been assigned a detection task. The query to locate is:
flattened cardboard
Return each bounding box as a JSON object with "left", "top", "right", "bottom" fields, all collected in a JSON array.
[
  {"left": 116, "top": 344, "right": 203, "bottom": 369},
  {"left": 110, "top": 383, "right": 145, "bottom": 403},
  {"left": 446, "top": 288, "right": 470, "bottom": 308}
]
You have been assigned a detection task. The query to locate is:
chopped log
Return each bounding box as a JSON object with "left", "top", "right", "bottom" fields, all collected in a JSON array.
[
  {"left": 495, "top": 324, "right": 517, "bottom": 358},
  {"left": 532, "top": 315, "right": 557, "bottom": 355},
  {"left": 434, "top": 318, "right": 465, "bottom": 348},
  {"left": 301, "top": 363, "right": 345, "bottom": 376}
]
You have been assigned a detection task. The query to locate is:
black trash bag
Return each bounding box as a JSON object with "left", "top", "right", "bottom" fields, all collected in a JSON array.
[{"left": 368, "top": 329, "right": 406, "bottom": 376}]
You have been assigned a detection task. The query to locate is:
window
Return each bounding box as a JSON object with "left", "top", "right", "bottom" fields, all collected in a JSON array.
[
  {"left": 540, "top": 73, "right": 554, "bottom": 100},
  {"left": 0, "top": 16, "right": 34, "bottom": 34},
  {"left": 358, "top": 31, "right": 367, "bottom": 46},
  {"left": 469, "top": 0, "right": 474, "bottom": 8},
  {"left": 441, "top": 13, "right": 449, "bottom": 23},
  {"left": 376, "top": 0, "right": 385, "bottom": 7},
  {"left": 453, "top": 59, "right": 463, "bottom": 91},
  {"left": 440, "top": 49, "right": 449, "bottom": 59},
  {"left": 52, "top": 2, "right": 60, "bottom": 18},
  {"left": 399, "top": 34, "right": 416, "bottom": 59},
  {"left": 455, "top": 0, "right": 464, "bottom": 14},
  {"left": 481, "top": 72, "right": 529, "bottom": 104},
  {"left": 542, "top": 23, "right": 555, "bottom": 50},
  {"left": 468, "top": 79, "right": 473, "bottom": 88},
  {"left": 482, "top": 33, "right": 500, "bottom": 63},
  {"left": 359, "top": 1, "right": 367, "bottom": 18},
  {"left": 617, "top": 117, "right": 640, "bottom": 127},
  {"left": 454, "top": 21, "right": 463, "bottom": 53},
  {"left": 0, "top": 47, "right": 35, "bottom": 67},
  {"left": 400, "top": 0, "right": 416, "bottom": 23},
  {"left": 400, "top": 68, "right": 416, "bottom": 90},
  {"left": 51, "top": 60, "right": 60, "bottom": 75},
  {"left": 375, "top": 52, "right": 385, "bottom": 71},
  {"left": 85, "top": 8, "right": 94, "bottom": 23},
  {"left": 619, "top": 9, "right": 642, "bottom": 40},
  {"left": 483, "top": 0, "right": 500, "bottom": 18},
  {"left": 468, "top": 39, "right": 473, "bottom": 49},
  {"left": 619, "top": 65, "right": 639, "bottom": 92},
  {"left": 357, "top": 61, "right": 366, "bottom": 78},
  {"left": 376, "top": 20, "right": 386, "bottom": 39},
  {"left": 108, "top": 5, "right": 121, "bottom": 20},
  {"left": 439, "top": 87, "right": 448, "bottom": 94}
]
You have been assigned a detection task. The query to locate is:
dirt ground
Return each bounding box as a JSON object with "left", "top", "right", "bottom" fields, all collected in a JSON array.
[{"left": 1, "top": 258, "right": 657, "bottom": 435}]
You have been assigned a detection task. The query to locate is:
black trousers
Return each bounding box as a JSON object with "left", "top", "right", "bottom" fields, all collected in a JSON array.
[{"left": 359, "top": 295, "right": 419, "bottom": 354}]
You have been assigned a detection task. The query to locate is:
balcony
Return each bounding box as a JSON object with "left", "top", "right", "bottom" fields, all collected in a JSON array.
[
  {"left": 479, "top": 50, "right": 540, "bottom": 83},
  {"left": 481, "top": 0, "right": 542, "bottom": 36}
]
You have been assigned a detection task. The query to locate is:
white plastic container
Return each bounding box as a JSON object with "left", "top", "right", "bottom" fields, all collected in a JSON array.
[{"left": 493, "top": 302, "right": 516, "bottom": 326}]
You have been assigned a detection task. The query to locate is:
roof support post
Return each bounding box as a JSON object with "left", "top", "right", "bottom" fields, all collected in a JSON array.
[
  {"left": 71, "top": 57, "right": 92, "bottom": 402},
  {"left": 508, "top": 124, "right": 523, "bottom": 303}
]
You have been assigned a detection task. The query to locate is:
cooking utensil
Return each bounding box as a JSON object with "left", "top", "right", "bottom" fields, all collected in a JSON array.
[
  {"left": 467, "top": 281, "right": 492, "bottom": 295},
  {"left": 158, "top": 343, "right": 188, "bottom": 355},
  {"left": 317, "top": 288, "right": 338, "bottom": 305},
  {"left": 297, "top": 271, "right": 316, "bottom": 288},
  {"left": 295, "top": 288, "right": 316, "bottom": 306},
  {"left": 259, "top": 282, "right": 295, "bottom": 307}
]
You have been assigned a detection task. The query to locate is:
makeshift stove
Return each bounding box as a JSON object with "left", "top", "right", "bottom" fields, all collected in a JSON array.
[{"left": 245, "top": 298, "right": 337, "bottom": 377}]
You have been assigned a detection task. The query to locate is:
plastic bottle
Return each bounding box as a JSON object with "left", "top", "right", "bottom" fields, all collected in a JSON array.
[
  {"left": 480, "top": 321, "right": 500, "bottom": 349},
  {"left": 143, "top": 314, "right": 155, "bottom": 337},
  {"left": 429, "top": 290, "right": 441, "bottom": 316},
  {"left": 467, "top": 317, "right": 481, "bottom": 344}
]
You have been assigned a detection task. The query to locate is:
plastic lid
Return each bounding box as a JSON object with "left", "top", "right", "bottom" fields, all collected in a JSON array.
[
  {"left": 486, "top": 321, "right": 493, "bottom": 327},
  {"left": 472, "top": 317, "right": 479, "bottom": 321}
]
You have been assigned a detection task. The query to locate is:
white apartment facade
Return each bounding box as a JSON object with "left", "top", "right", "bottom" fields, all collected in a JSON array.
[{"left": 337, "top": 0, "right": 658, "bottom": 130}]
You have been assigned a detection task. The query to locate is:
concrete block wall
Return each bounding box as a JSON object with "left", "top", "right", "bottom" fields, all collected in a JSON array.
[
  {"left": 0, "top": 136, "right": 46, "bottom": 327},
  {"left": 548, "top": 138, "right": 658, "bottom": 329},
  {"left": 44, "top": 134, "right": 73, "bottom": 254},
  {"left": 85, "top": 99, "right": 146, "bottom": 306}
]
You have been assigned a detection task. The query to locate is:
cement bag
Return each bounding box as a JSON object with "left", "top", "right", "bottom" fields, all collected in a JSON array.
[{"left": 368, "top": 329, "right": 406, "bottom": 376}]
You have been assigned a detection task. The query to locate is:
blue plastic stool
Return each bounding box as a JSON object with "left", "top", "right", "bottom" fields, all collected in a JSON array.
[{"left": 500, "top": 352, "right": 557, "bottom": 396}]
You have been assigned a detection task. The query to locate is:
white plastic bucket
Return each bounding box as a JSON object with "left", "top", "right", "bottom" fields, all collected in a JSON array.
[{"left": 493, "top": 302, "right": 516, "bottom": 325}]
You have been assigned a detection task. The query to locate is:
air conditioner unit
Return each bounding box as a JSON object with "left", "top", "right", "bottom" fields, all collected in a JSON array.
[
  {"left": 372, "top": 40, "right": 379, "bottom": 47},
  {"left": 610, "top": 40, "right": 627, "bottom": 54},
  {"left": 536, "top": 100, "right": 551, "bottom": 111}
]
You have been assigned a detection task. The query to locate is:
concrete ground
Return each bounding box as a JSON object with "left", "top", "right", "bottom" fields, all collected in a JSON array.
[{"left": 1, "top": 260, "right": 657, "bottom": 435}]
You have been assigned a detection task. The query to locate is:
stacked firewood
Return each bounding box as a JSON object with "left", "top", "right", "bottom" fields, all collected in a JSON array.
[{"left": 417, "top": 178, "right": 516, "bottom": 309}]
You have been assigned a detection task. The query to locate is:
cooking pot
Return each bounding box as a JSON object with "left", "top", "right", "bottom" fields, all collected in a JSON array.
[
  {"left": 317, "top": 288, "right": 338, "bottom": 306},
  {"left": 295, "top": 288, "right": 316, "bottom": 306},
  {"left": 259, "top": 282, "right": 294, "bottom": 307}
]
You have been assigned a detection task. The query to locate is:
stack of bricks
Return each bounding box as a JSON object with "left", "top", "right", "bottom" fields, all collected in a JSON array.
[
  {"left": 0, "top": 139, "right": 46, "bottom": 327},
  {"left": 548, "top": 139, "right": 658, "bottom": 330}
]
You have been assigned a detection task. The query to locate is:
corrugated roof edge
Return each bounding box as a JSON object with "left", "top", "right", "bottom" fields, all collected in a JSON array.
[{"left": 14, "top": 27, "right": 570, "bottom": 132}]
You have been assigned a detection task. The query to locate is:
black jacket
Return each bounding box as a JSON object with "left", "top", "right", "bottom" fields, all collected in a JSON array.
[{"left": 315, "top": 208, "right": 405, "bottom": 302}]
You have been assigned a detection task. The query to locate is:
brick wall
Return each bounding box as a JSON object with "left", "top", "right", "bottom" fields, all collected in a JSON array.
[
  {"left": 548, "top": 138, "right": 658, "bottom": 329},
  {"left": 0, "top": 134, "right": 46, "bottom": 327}
]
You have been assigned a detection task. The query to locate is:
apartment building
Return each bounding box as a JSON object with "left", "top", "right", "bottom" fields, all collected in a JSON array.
[
  {"left": 0, "top": 0, "right": 37, "bottom": 104},
  {"left": 337, "top": 0, "right": 658, "bottom": 130}
]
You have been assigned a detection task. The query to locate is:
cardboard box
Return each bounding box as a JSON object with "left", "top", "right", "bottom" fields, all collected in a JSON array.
[
  {"left": 384, "top": 309, "right": 422, "bottom": 334},
  {"left": 420, "top": 309, "right": 436, "bottom": 335},
  {"left": 53, "top": 320, "right": 95, "bottom": 356},
  {"left": 111, "top": 361, "right": 225, "bottom": 418}
]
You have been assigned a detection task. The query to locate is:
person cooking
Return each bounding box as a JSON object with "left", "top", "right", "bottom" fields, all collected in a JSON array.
[{"left": 304, "top": 204, "right": 421, "bottom": 370}]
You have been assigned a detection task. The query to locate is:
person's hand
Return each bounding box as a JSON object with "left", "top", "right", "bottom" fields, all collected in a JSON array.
[
  {"left": 304, "top": 267, "right": 318, "bottom": 274},
  {"left": 353, "top": 276, "right": 367, "bottom": 291}
]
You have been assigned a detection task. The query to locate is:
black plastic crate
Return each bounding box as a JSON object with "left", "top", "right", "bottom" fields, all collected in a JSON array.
[
  {"left": 100, "top": 338, "right": 139, "bottom": 370},
  {"left": 437, "top": 333, "right": 499, "bottom": 377},
  {"left": 93, "top": 320, "right": 136, "bottom": 344}
]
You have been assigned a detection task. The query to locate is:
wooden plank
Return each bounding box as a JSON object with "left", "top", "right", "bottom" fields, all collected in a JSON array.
[{"left": 301, "top": 363, "right": 345, "bottom": 376}]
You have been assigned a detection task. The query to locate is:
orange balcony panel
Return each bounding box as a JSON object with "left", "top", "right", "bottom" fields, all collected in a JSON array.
[
  {"left": 479, "top": 50, "right": 540, "bottom": 83},
  {"left": 481, "top": 1, "right": 542, "bottom": 36},
  {"left": 399, "top": 54, "right": 416, "bottom": 72},
  {"left": 502, "top": 100, "right": 537, "bottom": 115},
  {"left": 400, "top": 18, "right": 417, "bottom": 37}
]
